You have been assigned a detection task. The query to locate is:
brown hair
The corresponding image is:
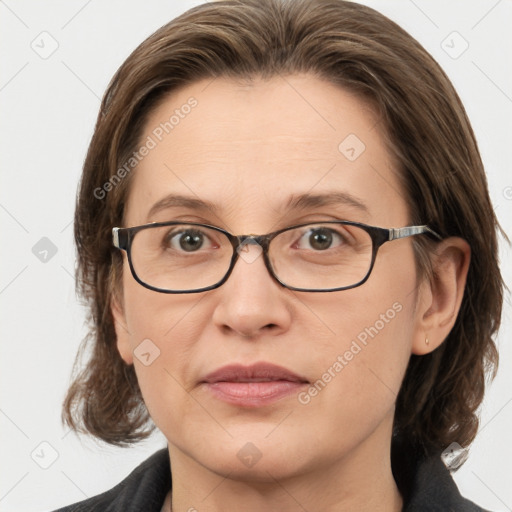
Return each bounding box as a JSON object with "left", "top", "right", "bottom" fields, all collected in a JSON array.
[{"left": 63, "top": 0, "right": 504, "bottom": 457}]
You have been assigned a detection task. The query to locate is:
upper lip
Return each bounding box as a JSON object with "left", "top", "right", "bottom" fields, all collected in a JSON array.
[{"left": 202, "top": 362, "right": 309, "bottom": 384}]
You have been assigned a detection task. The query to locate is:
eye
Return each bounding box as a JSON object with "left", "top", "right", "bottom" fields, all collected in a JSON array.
[
  {"left": 165, "top": 228, "right": 214, "bottom": 252},
  {"left": 295, "top": 227, "right": 345, "bottom": 251}
]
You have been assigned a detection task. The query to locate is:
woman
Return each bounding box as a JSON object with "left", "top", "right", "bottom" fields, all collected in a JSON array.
[{"left": 56, "top": 0, "right": 505, "bottom": 510}]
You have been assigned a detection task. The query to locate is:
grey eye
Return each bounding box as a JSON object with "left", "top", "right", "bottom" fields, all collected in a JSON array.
[
  {"left": 165, "top": 229, "right": 212, "bottom": 252},
  {"left": 297, "top": 227, "right": 343, "bottom": 251}
]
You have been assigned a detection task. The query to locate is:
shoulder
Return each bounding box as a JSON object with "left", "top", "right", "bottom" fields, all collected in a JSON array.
[
  {"left": 392, "top": 438, "right": 490, "bottom": 511},
  {"left": 52, "top": 449, "right": 171, "bottom": 512},
  {"left": 405, "top": 455, "right": 489, "bottom": 511}
]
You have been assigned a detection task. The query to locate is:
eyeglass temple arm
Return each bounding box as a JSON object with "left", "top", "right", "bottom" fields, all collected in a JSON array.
[
  {"left": 388, "top": 225, "right": 442, "bottom": 241},
  {"left": 113, "top": 227, "right": 123, "bottom": 249}
]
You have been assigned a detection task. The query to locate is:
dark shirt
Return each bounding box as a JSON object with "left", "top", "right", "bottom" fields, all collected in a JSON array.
[{"left": 53, "top": 447, "right": 488, "bottom": 511}]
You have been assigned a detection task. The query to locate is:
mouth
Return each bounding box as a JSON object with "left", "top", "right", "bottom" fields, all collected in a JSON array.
[{"left": 201, "top": 362, "right": 309, "bottom": 407}]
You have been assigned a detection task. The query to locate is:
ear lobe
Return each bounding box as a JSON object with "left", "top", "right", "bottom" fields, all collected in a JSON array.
[
  {"left": 111, "top": 292, "right": 133, "bottom": 365},
  {"left": 411, "top": 237, "right": 471, "bottom": 356}
]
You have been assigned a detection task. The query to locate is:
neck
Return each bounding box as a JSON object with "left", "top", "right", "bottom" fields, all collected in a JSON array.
[{"left": 166, "top": 421, "right": 403, "bottom": 512}]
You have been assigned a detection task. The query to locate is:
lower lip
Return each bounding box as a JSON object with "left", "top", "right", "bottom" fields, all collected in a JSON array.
[{"left": 204, "top": 381, "right": 307, "bottom": 407}]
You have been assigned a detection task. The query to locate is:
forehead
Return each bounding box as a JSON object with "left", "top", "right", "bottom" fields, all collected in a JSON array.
[{"left": 124, "top": 74, "right": 408, "bottom": 230}]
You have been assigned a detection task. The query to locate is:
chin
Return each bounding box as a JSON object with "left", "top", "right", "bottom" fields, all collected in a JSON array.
[{"left": 205, "top": 452, "right": 306, "bottom": 484}]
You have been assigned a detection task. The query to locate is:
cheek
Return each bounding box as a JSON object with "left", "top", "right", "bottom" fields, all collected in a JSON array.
[
  {"left": 296, "top": 246, "right": 418, "bottom": 425},
  {"left": 121, "top": 258, "right": 208, "bottom": 342},
  {"left": 120, "top": 269, "right": 211, "bottom": 423},
  {"left": 304, "top": 296, "right": 413, "bottom": 394}
]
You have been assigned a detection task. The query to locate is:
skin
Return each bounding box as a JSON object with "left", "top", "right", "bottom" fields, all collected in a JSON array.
[{"left": 112, "top": 74, "right": 470, "bottom": 512}]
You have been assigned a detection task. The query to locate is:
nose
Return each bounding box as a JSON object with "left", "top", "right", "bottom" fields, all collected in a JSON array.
[{"left": 211, "top": 243, "right": 292, "bottom": 339}]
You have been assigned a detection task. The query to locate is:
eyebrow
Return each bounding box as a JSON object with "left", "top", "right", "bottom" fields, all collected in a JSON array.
[
  {"left": 147, "top": 194, "right": 220, "bottom": 220},
  {"left": 146, "top": 191, "right": 369, "bottom": 221},
  {"left": 284, "top": 191, "right": 369, "bottom": 215}
]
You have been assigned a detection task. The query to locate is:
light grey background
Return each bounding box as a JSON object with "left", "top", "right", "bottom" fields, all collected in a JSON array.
[{"left": 1, "top": 1, "right": 511, "bottom": 511}]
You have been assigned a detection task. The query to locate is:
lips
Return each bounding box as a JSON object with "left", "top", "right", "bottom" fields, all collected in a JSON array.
[
  {"left": 202, "top": 362, "right": 309, "bottom": 384},
  {"left": 201, "top": 362, "right": 309, "bottom": 407}
]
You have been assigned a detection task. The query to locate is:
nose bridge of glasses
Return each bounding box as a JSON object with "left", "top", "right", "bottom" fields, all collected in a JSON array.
[
  {"left": 227, "top": 234, "right": 273, "bottom": 272},
  {"left": 234, "top": 233, "right": 272, "bottom": 251}
]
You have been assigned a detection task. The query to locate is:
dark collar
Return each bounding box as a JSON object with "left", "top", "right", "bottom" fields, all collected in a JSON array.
[
  {"left": 391, "top": 437, "right": 487, "bottom": 511},
  {"left": 54, "top": 446, "right": 487, "bottom": 511}
]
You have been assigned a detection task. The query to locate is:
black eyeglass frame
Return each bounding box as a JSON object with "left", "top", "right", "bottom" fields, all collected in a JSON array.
[{"left": 112, "top": 221, "right": 442, "bottom": 294}]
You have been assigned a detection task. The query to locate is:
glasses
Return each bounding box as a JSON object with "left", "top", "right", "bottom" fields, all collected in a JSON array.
[{"left": 112, "top": 221, "right": 441, "bottom": 294}]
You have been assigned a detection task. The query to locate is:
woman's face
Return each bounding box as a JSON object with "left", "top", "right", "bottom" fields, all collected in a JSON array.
[{"left": 114, "top": 74, "right": 425, "bottom": 480}]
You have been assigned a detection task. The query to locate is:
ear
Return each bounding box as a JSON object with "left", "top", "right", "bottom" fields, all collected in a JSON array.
[
  {"left": 111, "top": 291, "right": 134, "bottom": 365},
  {"left": 412, "top": 237, "right": 471, "bottom": 355}
]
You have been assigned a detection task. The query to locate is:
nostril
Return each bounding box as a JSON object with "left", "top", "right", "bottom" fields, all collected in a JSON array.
[{"left": 259, "top": 324, "right": 278, "bottom": 332}]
